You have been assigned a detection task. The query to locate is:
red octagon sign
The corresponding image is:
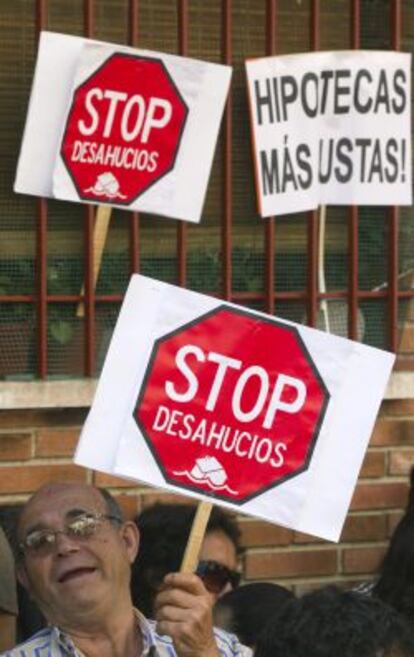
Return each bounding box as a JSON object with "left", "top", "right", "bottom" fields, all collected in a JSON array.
[
  {"left": 134, "top": 306, "right": 330, "bottom": 504},
  {"left": 61, "top": 53, "right": 188, "bottom": 205}
]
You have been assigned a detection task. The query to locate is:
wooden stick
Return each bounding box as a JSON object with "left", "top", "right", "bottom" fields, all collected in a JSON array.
[
  {"left": 180, "top": 501, "right": 213, "bottom": 573},
  {"left": 76, "top": 204, "right": 113, "bottom": 318},
  {"left": 317, "top": 204, "right": 331, "bottom": 332}
]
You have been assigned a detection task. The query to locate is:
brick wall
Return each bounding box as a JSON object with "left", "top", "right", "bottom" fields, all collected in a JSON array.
[{"left": 0, "top": 399, "right": 412, "bottom": 595}]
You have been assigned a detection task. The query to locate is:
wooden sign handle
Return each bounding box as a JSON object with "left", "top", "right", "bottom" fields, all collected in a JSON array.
[
  {"left": 180, "top": 501, "right": 213, "bottom": 573},
  {"left": 317, "top": 204, "right": 331, "bottom": 332},
  {"left": 76, "top": 204, "right": 113, "bottom": 318}
]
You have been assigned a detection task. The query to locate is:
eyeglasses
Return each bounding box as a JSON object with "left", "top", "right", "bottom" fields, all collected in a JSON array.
[
  {"left": 196, "top": 560, "right": 241, "bottom": 595},
  {"left": 19, "top": 513, "right": 122, "bottom": 557}
]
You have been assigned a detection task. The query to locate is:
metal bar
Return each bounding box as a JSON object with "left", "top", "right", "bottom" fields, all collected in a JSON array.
[
  {"left": 129, "top": 215, "right": 140, "bottom": 274},
  {"left": 15, "top": 285, "right": 408, "bottom": 304},
  {"left": 129, "top": 0, "right": 139, "bottom": 44},
  {"left": 388, "top": 0, "right": 401, "bottom": 352},
  {"left": 306, "top": 0, "right": 320, "bottom": 327},
  {"left": 36, "top": 200, "right": 48, "bottom": 378},
  {"left": 348, "top": 206, "right": 359, "bottom": 340},
  {"left": 83, "top": 0, "right": 96, "bottom": 375},
  {"left": 230, "top": 290, "right": 406, "bottom": 306},
  {"left": 39, "top": 286, "right": 404, "bottom": 304},
  {"left": 350, "top": 0, "right": 360, "bottom": 47},
  {"left": 221, "top": 0, "right": 232, "bottom": 300},
  {"left": 36, "top": 0, "right": 48, "bottom": 378},
  {"left": 309, "top": 0, "right": 320, "bottom": 51},
  {"left": 0, "top": 297, "right": 34, "bottom": 303},
  {"left": 348, "top": 0, "right": 360, "bottom": 340},
  {"left": 84, "top": 0, "right": 94, "bottom": 37},
  {"left": 264, "top": 0, "right": 276, "bottom": 315},
  {"left": 129, "top": 0, "right": 140, "bottom": 274},
  {"left": 83, "top": 206, "right": 95, "bottom": 376},
  {"left": 176, "top": 0, "right": 189, "bottom": 286}
]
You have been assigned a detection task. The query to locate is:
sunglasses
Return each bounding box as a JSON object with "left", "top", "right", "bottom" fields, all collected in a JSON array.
[
  {"left": 19, "top": 512, "right": 122, "bottom": 557},
  {"left": 196, "top": 560, "right": 241, "bottom": 595}
]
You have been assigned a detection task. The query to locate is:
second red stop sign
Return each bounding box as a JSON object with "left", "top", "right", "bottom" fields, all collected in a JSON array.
[
  {"left": 134, "top": 306, "right": 330, "bottom": 504},
  {"left": 61, "top": 53, "right": 188, "bottom": 204}
]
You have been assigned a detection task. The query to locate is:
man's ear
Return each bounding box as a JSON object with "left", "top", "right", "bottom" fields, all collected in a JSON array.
[
  {"left": 16, "top": 562, "right": 30, "bottom": 592},
  {"left": 120, "top": 521, "right": 140, "bottom": 563}
]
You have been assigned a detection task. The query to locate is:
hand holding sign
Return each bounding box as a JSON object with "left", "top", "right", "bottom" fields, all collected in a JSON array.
[{"left": 155, "top": 571, "right": 219, "bottom": 657}]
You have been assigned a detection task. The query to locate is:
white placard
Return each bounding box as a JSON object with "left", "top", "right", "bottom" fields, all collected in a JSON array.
[
  {"left": 14, "top": 31, "right": 232, "bottom": 223},
  {"left": 75, "top": 275, "right": 395, "bottom": 542},
  {"left": 246, "top": 50, "right": 412, "bottom": 217}
]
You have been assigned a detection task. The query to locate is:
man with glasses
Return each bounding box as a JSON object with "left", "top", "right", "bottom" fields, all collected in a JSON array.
[{"left": 3, "top": 482, "right": 250, "bottom": 657}]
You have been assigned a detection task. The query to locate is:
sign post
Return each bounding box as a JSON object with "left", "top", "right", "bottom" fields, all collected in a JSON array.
[
  {"left": 77, "top": 204, "right": 112, "bottom": 317},
  {"left": 60, "top": 51, "right": 188, "bottom": 314},
  {"left": 180, "top": 501, "right": 213, "bottom": 573}
]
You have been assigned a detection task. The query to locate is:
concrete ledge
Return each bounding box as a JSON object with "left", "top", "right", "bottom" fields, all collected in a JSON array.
[
  {"left": 0, "top": 379, "right": 97, "bottom": 409},
  {"left": 385, "top": 371, "right": 414, "bottom": 399},
  {"left": 0, "top": 371, "right": 412, "bottom": 409}
]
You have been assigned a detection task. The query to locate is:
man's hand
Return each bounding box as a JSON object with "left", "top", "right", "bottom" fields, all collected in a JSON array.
[{"left": 154, "top": 572, "right": 219, "bottom": 657}]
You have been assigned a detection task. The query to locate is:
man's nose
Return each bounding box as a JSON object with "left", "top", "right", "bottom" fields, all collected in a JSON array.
[{"left": 54, "top": 530, "right": 81, "bottom": 555}]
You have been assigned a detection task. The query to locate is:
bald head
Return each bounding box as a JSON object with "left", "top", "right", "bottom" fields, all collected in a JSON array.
[
  {"left": 15, "top": 482, "right": 123, "bottom": 559},
  {"left": 19, "top": 482, "right": 102, "bottom": 522}
]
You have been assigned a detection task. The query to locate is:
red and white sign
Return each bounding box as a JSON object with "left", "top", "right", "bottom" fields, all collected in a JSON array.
[
  {"left": 75, "top": 276, "right": 395, "bottom": 542},
  {"left": 14, "top": 32, "right": 232, "bottom": 223},
  {"left": 61, "top": 53, "right": 188, "bottom": 205},
  {"left": 135, "top": 306, "right": 329, "bottom": 503}
]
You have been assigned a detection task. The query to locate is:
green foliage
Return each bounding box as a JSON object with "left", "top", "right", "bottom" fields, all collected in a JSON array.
[
  {"left": 49, "top": 318, "right": 74, "bottom": 345},
  {"left": 0, "top": 260, "right": 34, "bottom": 323}
]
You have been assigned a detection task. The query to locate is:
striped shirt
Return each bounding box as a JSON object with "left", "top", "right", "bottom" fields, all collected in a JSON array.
[
  {"left": 352, "top": 580, "right": 375, "bottom": 596},
  {"left": 1, "top": 608, "right": 251, "bottom": 657}
]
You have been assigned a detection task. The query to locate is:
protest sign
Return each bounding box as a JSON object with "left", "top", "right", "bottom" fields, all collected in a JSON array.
[
  {"left": 14, "top": 31, "right": 232, "bottom": 223},
  {"left": 246, "top": 50, "right": 412, "bottom": 216},
  {"left": 135, "top": 305, "right": 329, "bottom": 503},
  {"left": 75, "top": 275, "right": 395, "bottom": 542},
  {"left": 58, "top": 52, "right": 188, "bottom": 205}
]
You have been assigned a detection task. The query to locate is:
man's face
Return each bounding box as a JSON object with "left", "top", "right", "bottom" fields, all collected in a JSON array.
[{"left": 17, "top": 483, "right": 138, "bottom": 628}]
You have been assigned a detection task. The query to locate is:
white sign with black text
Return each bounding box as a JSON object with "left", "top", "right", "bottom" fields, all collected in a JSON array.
[{"left": 246, "top": 50, "right": 412, "bottom": 216}]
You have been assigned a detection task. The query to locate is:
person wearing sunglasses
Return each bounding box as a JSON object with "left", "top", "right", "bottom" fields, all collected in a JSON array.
[
  {"left": 3, "top": 482, "right": 250, "bottom": 657},
  {"left": 130, "top": 503, "right": 242, "bottom": 618},
  {"left": 195, "top": 560, "right": 241, "bottom": 598}
]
